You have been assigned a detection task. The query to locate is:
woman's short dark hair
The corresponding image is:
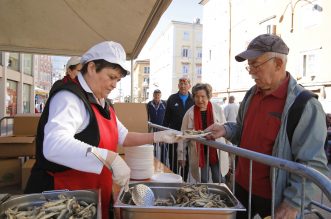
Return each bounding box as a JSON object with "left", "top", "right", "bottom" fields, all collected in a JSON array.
[
  {"left": 191, "top": 83, "right": 213, "bottom": 99},
  {"left": 80, "top": 59, "right": 128, "bottom": 77},
  {"left": 68, "top": 64, "right": 79, "bottom": 72}
]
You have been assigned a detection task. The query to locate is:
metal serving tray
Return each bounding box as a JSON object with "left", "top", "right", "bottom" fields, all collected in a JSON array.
[
  {"left": 0, "top": 189, "right": 101, "bottom": 219},
  {"left": 114, "top": 182, "right": 245, "bottom": 219}
]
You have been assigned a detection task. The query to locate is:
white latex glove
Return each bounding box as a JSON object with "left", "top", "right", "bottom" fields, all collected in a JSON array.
[
  {"left": 110, "top": 154, "right": 131, "bottom": 192},
  {"left": 153, "top": 129, "right": 182, "bottom": 143}
]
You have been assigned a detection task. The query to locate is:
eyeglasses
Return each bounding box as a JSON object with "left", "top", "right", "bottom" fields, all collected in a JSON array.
[{"left": 245, "top": 57, "right": 275, "bottom": 72}]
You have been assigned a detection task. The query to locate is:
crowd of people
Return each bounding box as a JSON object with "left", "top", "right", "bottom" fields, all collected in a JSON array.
[
  {"left": 148, "top": 34, "right": 329, "bottom": 219},
  {"left": 30, "top": 34, "right": 329, "bottom": 219}
]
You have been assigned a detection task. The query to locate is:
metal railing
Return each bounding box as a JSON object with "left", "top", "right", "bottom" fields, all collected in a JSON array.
[
  {"left": 149, "top": 122, "right": 331, "bottom": 219},
  {"left": 0, "top": 116, "right": 14, "bottom": 136}
]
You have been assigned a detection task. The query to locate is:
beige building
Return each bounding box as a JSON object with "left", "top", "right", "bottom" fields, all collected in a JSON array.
[
  {"left": 133, "top": 59, "right": 150, "bottom": 103},
  {"left": 201, "top": 0, "right": 331, "bottom": 104},
  {"left": 0, "top": 52, "right": 53, "bottom": 119},
  {"left": 149, "top": 20, "right": 203, "bottom": 99},
  {"left": 0, "top": 52, "right": 35, "bottom": 118}
]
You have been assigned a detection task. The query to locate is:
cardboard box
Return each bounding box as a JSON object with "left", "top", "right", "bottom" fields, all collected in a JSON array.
[
  {"left": 0, "top": 159, "right": 21, "bottom": 187},
  {"left": 13, "top": 114, "right": 40, "bottom": 136},
  {"left": 21, "top": 159, "right": 35, "bottom": 191},
  {"left": 114, "top": 103, "right": 148, "bottom": 132},
  {"left": 0, "top": 136, "right": 36, "bottom": 158}
]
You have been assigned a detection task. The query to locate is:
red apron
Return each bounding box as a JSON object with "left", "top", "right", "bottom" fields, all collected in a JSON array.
[{"left": 52, "top": 105, "right": 118, "bottom": 219}]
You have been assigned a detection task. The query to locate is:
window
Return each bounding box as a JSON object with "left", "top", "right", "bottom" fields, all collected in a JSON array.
[
  {"left": 267, "top": 25, "right": 271, "bottom": 34},
  {"left": 0, "top": 51, "right": 2, "bottom": 66},
  {"left": 196, "top": 47, "right": 202, "bottom": 59},
  {"left": 23, "top": 54, "right": 33, "bottom": 75},
  {"left": 196, "top": 64, "right": 202, "bottom": 77},
  {"left": 6, "top": 80, "right": 18, "bottom": 116},
  {"left": 182, "top": 64, "right": 189, "bottom": 74},
  {"left": 302, "top": 4, "right": 322, "bottom": 30},
  {"left": 183, "top": 31, "right": 190, "bottom": 40},
  {"left": 303, "top": 53, "right": 319, "bottom": 77},
  {"left": 23, "top": 84, "right": 31, "bottom": 113},
  {"left": 144, "top": 66, "right": 150, "bottom": 74},
  {"left": 8, "top": 53, "right": 20, "bottom": 71},
  {"left": 196, "top": 32, "right": 202, "bottom": 42},
  {"left": 182, "top": 47, "right": 189, "bottom": 58}
]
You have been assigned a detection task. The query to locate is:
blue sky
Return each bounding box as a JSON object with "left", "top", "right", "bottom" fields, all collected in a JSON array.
[
  {"left": 51, "top": 0, "right": 203, "bottom": 100},
  {"left": 138, "top": 0, "right": 203, "bottom": 59}
]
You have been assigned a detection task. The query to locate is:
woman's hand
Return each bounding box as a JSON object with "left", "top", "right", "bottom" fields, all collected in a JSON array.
[
  {"left": 178, "top": 160, "right": 186, "bottom": 167},
  {"left": 154, "top": 130, "right": 182, "bottom": 143},
  {"left": 107, "top": 151, "right": 130, "bottom": 191}
]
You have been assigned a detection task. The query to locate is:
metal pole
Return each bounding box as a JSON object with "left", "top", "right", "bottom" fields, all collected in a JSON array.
[{"left": 228, "top": 0, "right": 232, "bottom": 98}]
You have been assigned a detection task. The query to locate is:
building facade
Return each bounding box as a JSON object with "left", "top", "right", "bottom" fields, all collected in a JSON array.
[
  {"left": 0, "top": 52, "right": 54, "bottom": 118},
  {"left": 0, "top": 52, "right": 35, "bottom": 118},
  {"left": 133, "top": 59, "right": 150, "bottom": 103},
  {"left": 149, "top": 20, "right": 203, "bottom": 99},
  {"left": 200, "top": 0, "right": 331, "bottom": 104},
  {"left": 33, "top": 55, "right": 53, "bottom": 111}
]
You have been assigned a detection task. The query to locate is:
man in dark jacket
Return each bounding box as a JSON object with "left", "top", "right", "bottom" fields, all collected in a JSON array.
[
  {"left": 163, "top": 77, "right": 194, "bottom": 181},
  {"left": 147, "top": 89, "right": 167, "bottom": 162},
  {"left": 147, "top": 89, "right": 167, "bottom": 127}
]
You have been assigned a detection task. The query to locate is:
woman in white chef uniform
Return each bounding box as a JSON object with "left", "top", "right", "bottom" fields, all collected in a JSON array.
[
  {"left": 25, "top": 41, "right": 180, "bottom": 219},
  {"left": 178, "top": 83, "right": 229, "bottom": 183}
]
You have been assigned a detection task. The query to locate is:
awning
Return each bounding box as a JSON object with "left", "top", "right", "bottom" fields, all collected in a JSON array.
[
  {"left": 35, "top": 87, "right": 49, "bottom": 95},
  {"left": 0, "top": 0, "right": 171, "bottom": 59}
]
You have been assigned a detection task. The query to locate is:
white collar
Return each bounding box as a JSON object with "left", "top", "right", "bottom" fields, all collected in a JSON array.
[{"left": 77, "top": 73, "right": 106, "bottom": 108}]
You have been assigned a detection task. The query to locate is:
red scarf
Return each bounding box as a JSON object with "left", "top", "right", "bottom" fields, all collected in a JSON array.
[{"left": 194, "top": 101, "right": 218, "bottom": 167}]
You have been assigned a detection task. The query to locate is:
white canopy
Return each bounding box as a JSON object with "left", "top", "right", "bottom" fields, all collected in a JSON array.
[{"left": 0, "top": 0, "right": 171, "bottom": 59}]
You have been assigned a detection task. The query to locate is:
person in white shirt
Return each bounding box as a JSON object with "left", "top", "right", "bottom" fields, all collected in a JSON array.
[
  {"left": 24, "top": 41, "right": 180, "bottom": 219},
  {"left": 224, "top": 96, "right": 239, "bottom": 122},
  {"left": 65, "top": 56, "right": 82, "bottom": 80}
]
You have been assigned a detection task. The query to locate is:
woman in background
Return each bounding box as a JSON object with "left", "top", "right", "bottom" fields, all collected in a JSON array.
[{"left": 178, "top": 83, "right": 229, "bottom": 183}]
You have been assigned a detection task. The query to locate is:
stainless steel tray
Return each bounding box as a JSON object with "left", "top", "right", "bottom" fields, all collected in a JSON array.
[
  {"left": 114, "top": 182, "right": 245, "bottom": 219},
  {"left": 0, "top": 189, "right": 101, "bottom": 219}
]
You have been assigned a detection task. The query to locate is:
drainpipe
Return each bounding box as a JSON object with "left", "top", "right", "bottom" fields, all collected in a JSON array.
[{"left": 130, "top": 59, "right": 134, "bottom": 102}]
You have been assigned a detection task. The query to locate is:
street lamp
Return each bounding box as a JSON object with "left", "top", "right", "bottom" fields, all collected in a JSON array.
[{"left": 279, "top": 0, "right": 323, "bottom": 33}]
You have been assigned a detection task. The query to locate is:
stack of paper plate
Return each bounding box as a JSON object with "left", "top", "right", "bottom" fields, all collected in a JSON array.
[
  {"left": 124, "top": 144, "right": 154, "bottom": 180},
  {"left": 151, "top": 173, "right": 183, "bottom": 183}
]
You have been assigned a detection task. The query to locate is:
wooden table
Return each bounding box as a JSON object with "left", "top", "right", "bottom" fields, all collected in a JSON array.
[{"left": 111, "top": 157, "right": 172, "bottom": 219}]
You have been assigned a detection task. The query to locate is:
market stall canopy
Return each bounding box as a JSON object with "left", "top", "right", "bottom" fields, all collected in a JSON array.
[
  {"left": 0, "top": 0, "right": 171, "bottom": 59},
  {"left": 35, "top": 87, "right": 49, "bottom": 96}
]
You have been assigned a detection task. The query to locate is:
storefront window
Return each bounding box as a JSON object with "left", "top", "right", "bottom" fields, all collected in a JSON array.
[
  {"left": 8, "top": 52, "right": 20, "bottom": 71},
  {"left": 6, "top": 80, "right": 18, "bottom": 116},
  {"left": 23, "top": 54, "right": 33, "bottom": 75},
  {"left": 23, "top": 84, "right": 31, "bottom": 113}
]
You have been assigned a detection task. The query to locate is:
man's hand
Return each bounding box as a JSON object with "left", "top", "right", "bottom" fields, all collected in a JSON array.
[
  {"left": 154, "top": 130, "right": 182, "bottom": 143},
  {"left": 275, "top": 201, "right": 298, "bottom": 219},
  {"left": 204, "top": 123, "right": 226, "bottom": 139},
  {"left": 107, "top": 151, "right": 130, "bottom": 191}
]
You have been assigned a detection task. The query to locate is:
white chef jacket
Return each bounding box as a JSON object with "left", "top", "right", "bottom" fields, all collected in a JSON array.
[{"left": 43, "top": 73, "right": 128, "bottom": 174}]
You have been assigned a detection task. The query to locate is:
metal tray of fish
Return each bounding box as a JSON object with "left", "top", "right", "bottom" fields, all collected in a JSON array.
[
  {"left": 0, "top": 189, "right": 101, "bottom": 219},
  {"left": 114, "top": 182, "right": 245, "bottom": 219}
]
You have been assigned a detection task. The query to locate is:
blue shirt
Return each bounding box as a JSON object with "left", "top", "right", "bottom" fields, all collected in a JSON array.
[{"left": 179, "top": 93, "right": 189, "bottom": 108}]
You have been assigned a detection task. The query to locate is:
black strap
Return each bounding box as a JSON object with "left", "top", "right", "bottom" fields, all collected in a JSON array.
[{"left": 286, "top": 90, "right": 317, "bottom": 145}]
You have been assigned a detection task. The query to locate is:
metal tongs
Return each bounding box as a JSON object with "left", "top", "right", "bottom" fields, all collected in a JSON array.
[
  {"left": 85, "top": 147, "right": 155, "bottom": 206},
  {"left": 85, "top": 147, "right": 114, "bottom": 174}
]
